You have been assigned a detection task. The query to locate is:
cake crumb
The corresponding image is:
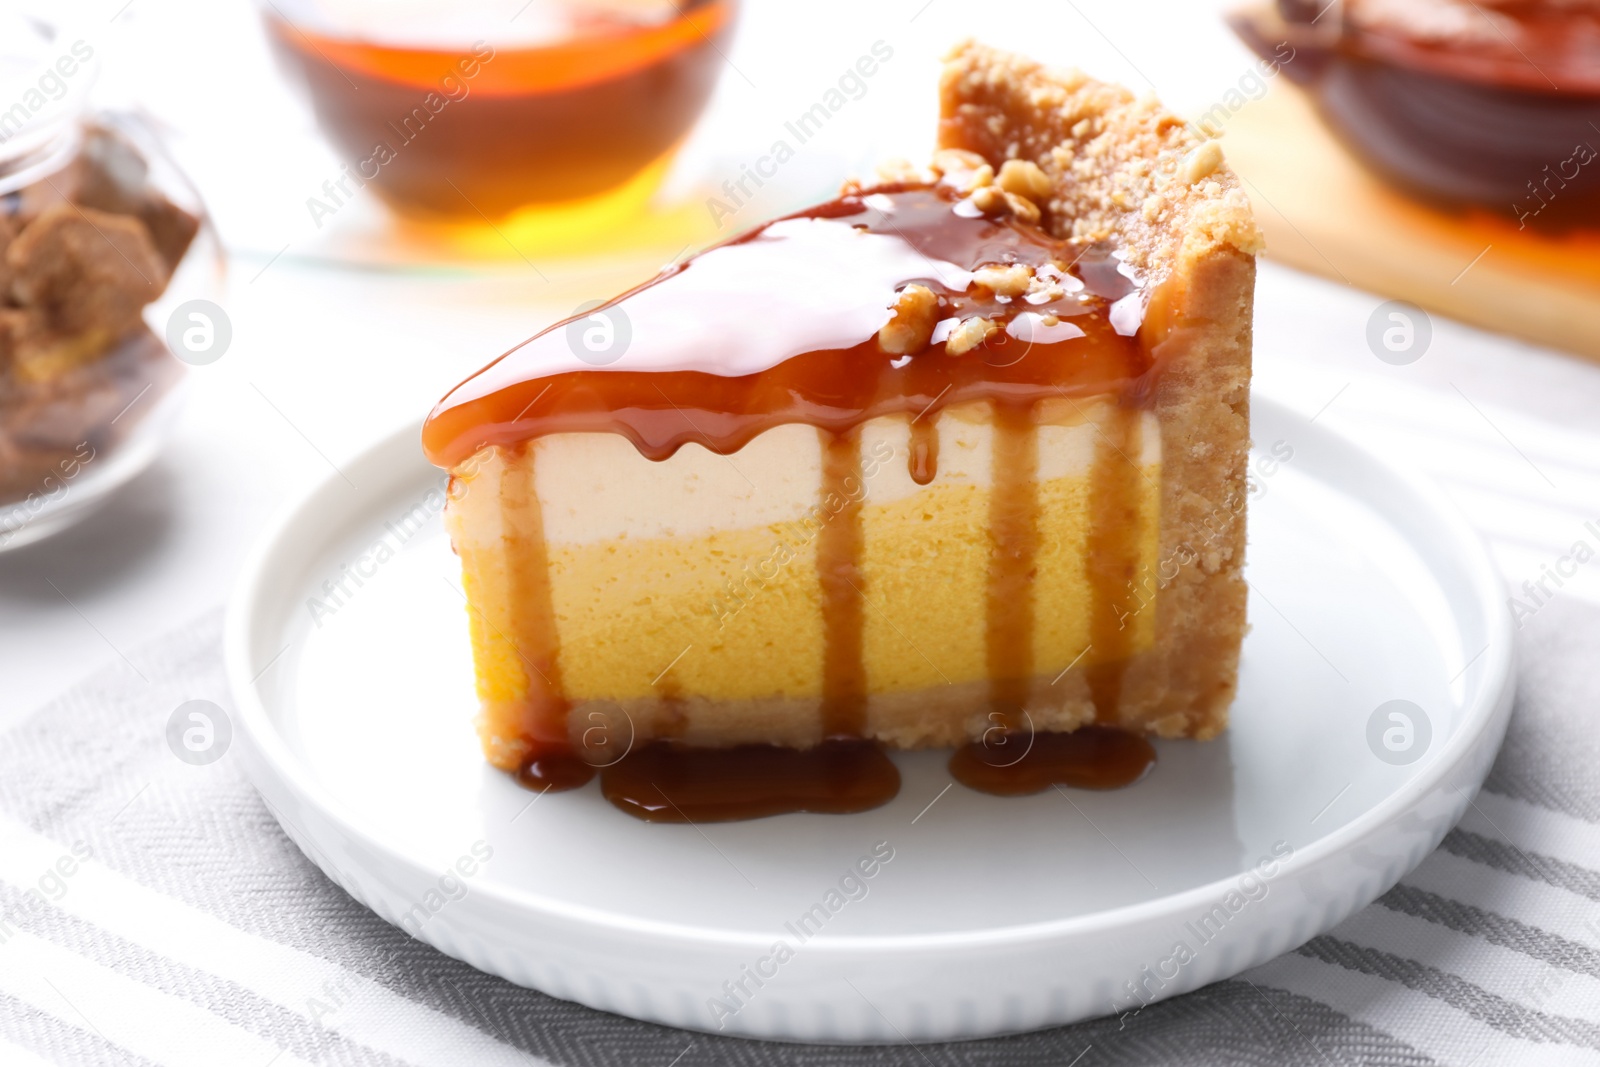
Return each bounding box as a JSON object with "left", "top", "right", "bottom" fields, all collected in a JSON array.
[{"left": 1180, "top": 140, "right": 1225, "bottom": 185}]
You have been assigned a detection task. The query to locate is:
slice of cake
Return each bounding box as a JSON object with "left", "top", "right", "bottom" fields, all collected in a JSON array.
[{"left": 422, "top": 42, "right": 1261, "bottom": 814}]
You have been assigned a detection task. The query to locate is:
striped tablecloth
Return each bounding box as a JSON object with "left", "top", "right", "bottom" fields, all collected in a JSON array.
[{"left": 2, "top": 375, "right": 1599, "bottom": 1067}]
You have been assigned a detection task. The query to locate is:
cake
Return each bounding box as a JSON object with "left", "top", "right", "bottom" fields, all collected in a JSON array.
[{"left": 422, "top": 42, "right": 1261, "bottom": 816}]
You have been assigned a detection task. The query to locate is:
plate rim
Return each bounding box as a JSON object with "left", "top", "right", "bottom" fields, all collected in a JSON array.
[{"left": 224, "top": 391, "right": 1516, "bottom": 958}]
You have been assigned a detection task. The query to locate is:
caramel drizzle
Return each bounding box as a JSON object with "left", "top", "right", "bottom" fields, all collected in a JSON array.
[
  {"left": 1084, "top": 405, "right": 1144, "bottom": 723},
  {"left": 421, "top": 186, "right": 1150, "bottom": 475},
  {"left": 811, "top": 401, "right": 1141, "bottom": 741},
  {"left": 986, "top": 402, "right": 1041, "bottom": 730},
  {"left": 503, "top": 442, "right": 572, "bottom": 753},
  {"left": 817, "top": 427, "right": 868, "bottom": 739},
  {"left": 654, "top": 671, "right": 688, "bottom": 740},
  {"left": 908, "top": 417, "right": 940, "bottom": 486}
]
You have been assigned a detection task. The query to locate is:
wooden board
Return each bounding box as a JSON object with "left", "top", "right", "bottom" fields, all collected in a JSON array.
[{"left": 1220, "top": 84, "right": 1600, "bottom": 362}]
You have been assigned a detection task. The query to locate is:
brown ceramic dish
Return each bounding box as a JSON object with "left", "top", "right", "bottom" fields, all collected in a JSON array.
[{"left": 1231, "top": 0, "right": 1600, "bottom": 226}]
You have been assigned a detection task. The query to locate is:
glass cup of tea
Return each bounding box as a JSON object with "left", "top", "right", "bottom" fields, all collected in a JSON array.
[{"left": 259, "top": 0, "right": 738, "bottom": 222}]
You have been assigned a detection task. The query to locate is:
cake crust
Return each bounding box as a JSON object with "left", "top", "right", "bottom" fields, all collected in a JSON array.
[{"left": 938, "top": 41, "right": 1258, "bottom": 738}]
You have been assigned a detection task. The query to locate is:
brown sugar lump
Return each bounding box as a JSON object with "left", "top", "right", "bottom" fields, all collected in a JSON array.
[{"left": 6, "top": 203, "right": 167, "bottom": 339}]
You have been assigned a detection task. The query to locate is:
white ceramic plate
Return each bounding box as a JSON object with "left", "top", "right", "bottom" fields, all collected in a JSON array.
[{"left": 225, "top": 393, "right": 1514, "bottom": 1044}]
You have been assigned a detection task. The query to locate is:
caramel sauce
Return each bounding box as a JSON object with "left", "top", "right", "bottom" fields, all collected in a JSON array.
[
  {"left": 515, "top": 751, "right": 596, "bottom": 792},
  {"left": 950, "top": 727, "right": 1156, "bottom": 795},
  {"left": 422, "top": 184, "right": 1148, "bottom": 468},
  {"left": 908, "top": 417, "right": 940, "bottom": 485},
  {"left": 600, "top": 740, "right": 901, "bottom": 822},
  {"left": 502, "top": 442, "right": 574, "bottom": 759},
  {"left": 428, "top": 181, "right": 1169, "bottom": 818},
  {"left": 986, "top": 402, "right": 1040, "bottom": 730},
  {"left": 654, "top": 674, "right": 689, "bottom": 741},
  {"left": 263, "top": 1, "right": 735, "bottom": 217},
  {"left": 1085, "top": 406, "right": 1146, "bottom": 723},
  {"left": 818, "top": 427, "right": 869, "bottom": 739}
]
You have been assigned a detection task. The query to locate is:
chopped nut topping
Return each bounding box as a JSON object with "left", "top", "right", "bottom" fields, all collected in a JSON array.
[
  {"left": 1179, "top": 140, "right": 1224, "bottom": 185},
  {"left": 1040, "top": 313, "right": 1060, "bottom": 327},
  {"left": 1023, "top": 262, "right": 1075, "bottom": 305},
  {"left": 997, "top": 159, "right": 1052, "bottom": 201},
  {"left": 1002, "top": 189, "right": 1041, "bottom": 224},
  {"left": 969, "top": 185, "right": 1009, "bottom": 214},
  {"left": 877, "top": 283, "right": 939, "bottom": 355},
  {"left": 945, "top": 316, "right": 997, "bottom": 356},
  {"left": 973, "top": 264, "right": 1033, "bottom": 298},
  {"left": 930, "top": 148, "right": 994, "bottom": 195},
  {"left": 967, "top": 184, "right": 1041, "bottom": 224},
  {"left": 1027, "top": 264, "right": 1059, "bottom": 291},
  {"left": 962, "top": 163, "right": 995, "bottom": 193},
  {"left": 873, "top": 157, "right": 933, "bottom": 185},
  {"left": 930, "top": 148, "right": 988, "bottom": 174}
]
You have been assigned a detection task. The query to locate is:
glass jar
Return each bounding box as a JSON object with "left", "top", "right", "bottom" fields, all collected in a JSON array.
[{"left": 0, "top": 15, "right": 221, "bottom": 551}]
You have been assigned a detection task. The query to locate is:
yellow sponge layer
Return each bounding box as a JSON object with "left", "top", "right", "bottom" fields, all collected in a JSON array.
[
  {"left": 524, "top": 468, "right": 1158, "bottom": 702},
  {"left": 548, "top": 522, "right": 825, "bottom": 701}
]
